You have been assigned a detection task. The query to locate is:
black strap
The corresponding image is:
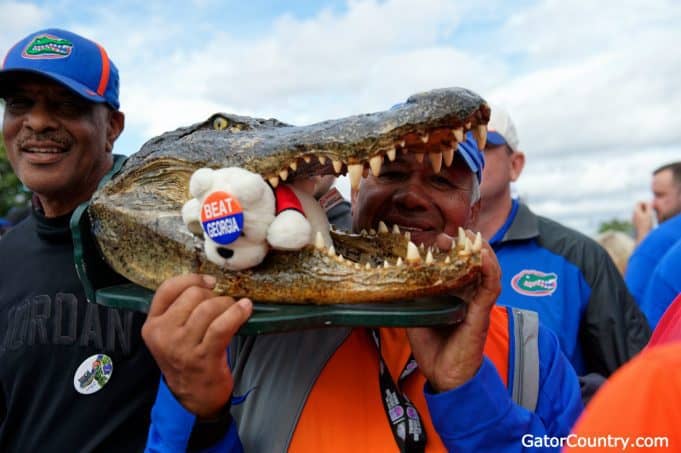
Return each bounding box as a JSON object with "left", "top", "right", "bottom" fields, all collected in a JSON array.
[{"left": 369, "top": 329, "right": 427, "bottom": 453}]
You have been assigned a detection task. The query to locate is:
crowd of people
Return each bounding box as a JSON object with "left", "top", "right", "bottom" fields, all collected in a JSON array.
[{"left": 0, "top": 27, "right": 679, "bottom": 452}]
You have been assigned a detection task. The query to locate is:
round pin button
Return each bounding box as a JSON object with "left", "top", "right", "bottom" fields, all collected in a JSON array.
[{"left": 200, "top": 191, "right": 244, "bottom": 245}]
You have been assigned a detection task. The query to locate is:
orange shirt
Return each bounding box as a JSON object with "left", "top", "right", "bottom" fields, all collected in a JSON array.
[
  {"left": 289, "top": 306, "right": 510, "bottom": 452},
  {"left": 567, "top": 342, "right": 681, "bottom": 452}
]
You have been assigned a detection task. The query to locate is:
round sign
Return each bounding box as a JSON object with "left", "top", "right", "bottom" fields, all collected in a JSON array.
[
  {"left": 73, "top": 354, "right": 114, "bottom": 395},
  {"left": 200, "top": 191, "right": 244, "bottom": 245}
]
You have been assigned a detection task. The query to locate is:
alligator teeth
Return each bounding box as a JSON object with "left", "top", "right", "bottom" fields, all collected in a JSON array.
[
  {"left": 289, "top": 161, "right": 298, "bottom": 171},
  {"left": 472, "top": 231, "right": 482, "bottom": 253},
  {"left": 400, "top": 140, "right": 406, "bottom": 148},
  {"left": 425, "top": 250, "right": 434, "bottom": 264},
  {"left": 444, "top": 255, "right": 451, "bottom": 264},
  {"left": 303, "top": 156, "right": 312, "bottom": 163},
  {"left": 354, "top": 262, "right": 361, "bottom": 269},
  {"left": 332, "top": 160, "right": 343, "bottom": 174},
  {"left": 396, "top": 257, "right": 404, "bottom": 266},
  {"left": 404, "top": 231, "right": 411, "bottom": 241},
  {"left": 415, "top": 153, "right": 424, "bottom": 163},
  {"left": 442, "top": 146, "right": 455, "bottom": 167},
  {"left": 419, "top": 243, "right": 425, "bottom": 252},
  {"left": 420, "top": 133, "right": 429, "bottom": 143},
  {"left": 369, "top": 155, "right": 383, "bottom": 176},
  {"left": 429, "top": 151, "right": 443, "bottom": 173},
  {"left": 360, "top": 229, "right": 368, "bottom": 236},
  {"left": 369, "top": 228, "right": 376, "bottom": 235},
  {"left": 315, "top": 231, "right": 325, "bottom": 250},
  {"left": 387, "top": 148, "right": 397, "bottom": 161},
  {"left": 337, "top": 254, "right": 345, "bottom": 263},
  {"left": 473, "top": 124, "right": 487, "bottom": 150},
  {"left": 378, "top": 221, "right": 389, "bottom": 233},
  {"left": 279, "top": 169, "right": 289, "bottom": 181},
  {"left": 269, "top": 176, "right": 280, "bottom": 188},
  {"left": 383, "top": 260, "right": 390, "bottom": 268},
  {"left": 406, "top": 241, "right": 421, "bottom": 263},
  {"left": 327, "top": 245, "right": 336, "bottom": 257},
  {"left": 318, "top": 156, "right": 327, "bottom": 165},
  {"left": 458, "top": 237, "right": 472, "bottom": 256},
  {"left": 453, "top": 128, "right": 464, "bottom": 142},
  {"left": 392, "top": 224, "right": 400, "bottom": 234},
  {"left": 458, "top": 227, "right": 466, "bottom": 247},
  {"left": 365, "top": 262, "right": 372, "bottom": 270},
  {"left": 348, "top": 164, "right": 363, "bottom": 190}
]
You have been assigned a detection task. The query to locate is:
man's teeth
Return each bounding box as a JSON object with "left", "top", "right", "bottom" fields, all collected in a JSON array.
[{"left": 26, "top": 148, "right": 63, "bottom": 153}]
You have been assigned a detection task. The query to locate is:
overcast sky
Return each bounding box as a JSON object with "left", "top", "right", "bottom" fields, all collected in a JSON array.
[{"left": 1, "top": 0, "right": 679, "bottom": 235}]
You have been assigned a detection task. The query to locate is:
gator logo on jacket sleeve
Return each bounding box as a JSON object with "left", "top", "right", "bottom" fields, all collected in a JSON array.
[{"left": 511, "top": 270, "right": 558, "bottom": 296}]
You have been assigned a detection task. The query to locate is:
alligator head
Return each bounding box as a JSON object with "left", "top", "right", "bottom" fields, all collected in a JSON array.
[{"left": 89, "top": 87, "right": 490, "bottom": 304}]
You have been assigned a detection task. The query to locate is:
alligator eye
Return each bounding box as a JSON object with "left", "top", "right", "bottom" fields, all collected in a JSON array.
[
  {"left": 213, "top": 117, "right": 229, "bottom": 130},
  {"left": 217, "top": 247, "right": 234, "bottom": 259}
]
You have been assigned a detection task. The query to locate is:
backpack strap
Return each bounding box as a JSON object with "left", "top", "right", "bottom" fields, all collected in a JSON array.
[{"left": 509, "top": 307, "right": 539, "bottom": 412}]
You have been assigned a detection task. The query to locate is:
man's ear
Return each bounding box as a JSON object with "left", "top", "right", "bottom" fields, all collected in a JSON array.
[
  {"left": 106, "top": 110, "right": 125, "bottom": 153},
  {"left": 509, "top": 150, "right": 525, "bottom": 182},
  {"left": 468, "top": 198, "right": 481, "bottom": 226}
]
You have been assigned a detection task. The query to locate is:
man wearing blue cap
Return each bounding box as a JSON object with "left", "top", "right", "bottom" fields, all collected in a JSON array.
[
  {"left": 142, "top": 120, "right": 583, "bottom": 451},
  {"left": 0, "top": 29, "right": 159, "bottom": 452},
  {"left": 472, "top": 106, "right": 650, "bottom": 402}
]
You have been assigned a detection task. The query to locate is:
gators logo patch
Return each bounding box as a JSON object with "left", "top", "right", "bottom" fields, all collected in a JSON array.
[
  {"left": 22, "top": 34, "right": 73, "bottom": 59},
  {"left": 511, "top": 270, "right": 558, "bottom": 297}
]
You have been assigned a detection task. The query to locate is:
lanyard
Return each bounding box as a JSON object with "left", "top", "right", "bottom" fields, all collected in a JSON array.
[{"left": 369, "top": 329, "right": 427, "bottom": 453}]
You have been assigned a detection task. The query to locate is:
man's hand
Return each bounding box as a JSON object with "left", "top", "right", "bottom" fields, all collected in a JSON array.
[
  {"left": 142, "top": 274, "right": 253, "bottom": 418},
  {"left": 632, "top": 201, "right": 654, "bottom": 244},
  {"left": 407, "top": 231, "right": 501, "bottom": 392}
]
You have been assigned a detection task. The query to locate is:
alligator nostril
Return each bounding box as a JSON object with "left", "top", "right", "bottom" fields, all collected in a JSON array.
[{"left": 217, "top": 247, "right": 234, "bottom": 259}]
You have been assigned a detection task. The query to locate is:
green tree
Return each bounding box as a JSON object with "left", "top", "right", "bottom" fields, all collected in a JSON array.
[
  {"left": 598, "top": 218, "right": 633, "bottom": 235},
  {"left": 0, "top": 132, "right": 30, "bottom": 216}
]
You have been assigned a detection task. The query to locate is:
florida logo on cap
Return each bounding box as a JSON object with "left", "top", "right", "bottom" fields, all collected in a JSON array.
[
  {"left": 201, "top": 191, "right": 244, "bottom": 245},
  {"left": 22, "top": 34, "right": 73, "bottom": 59}
]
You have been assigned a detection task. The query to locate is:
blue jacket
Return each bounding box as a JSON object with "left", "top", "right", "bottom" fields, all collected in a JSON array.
[
  {"left": 490, "top": 200, "right": 649, "bottom": 376},
  {"left": 626, "top": 213, "right": 681, "bottom": 306},
  {"left": 640, "top": 237, "right": 681, "bottom": 328},
  {"left": 145, "top": 308, "right": 583, "bottom": 452}
]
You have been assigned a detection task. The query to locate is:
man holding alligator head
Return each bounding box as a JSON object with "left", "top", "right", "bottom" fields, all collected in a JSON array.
[{"left": 143, "top": 102, "right": 583, "bottom": 451}]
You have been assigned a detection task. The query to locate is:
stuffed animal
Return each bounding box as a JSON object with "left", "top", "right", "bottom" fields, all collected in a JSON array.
[{"left": 181, "top": 167, "right": 332, "bottom": 270}]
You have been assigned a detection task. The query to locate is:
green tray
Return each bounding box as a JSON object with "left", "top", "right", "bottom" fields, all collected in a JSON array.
[{"left": 95, "top": 283, "right": 466, "bottom": 335}]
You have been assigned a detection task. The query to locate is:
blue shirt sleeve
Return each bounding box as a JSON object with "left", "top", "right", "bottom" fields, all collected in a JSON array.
[
  {"left": 424, "top": 325, "right": 583, "bottom": 451},
  {"left": 145, "top": 378, "right": 243, "bottom": 453},
  {"left": 640, "top": 249, "right": 681, "bottom": 329}
]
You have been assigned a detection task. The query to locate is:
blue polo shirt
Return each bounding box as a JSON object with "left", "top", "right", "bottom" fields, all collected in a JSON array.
[
  {"left": 639, "top": 237, "right": 681, "bottom": 329},
  {"left": 626, "top": 213, "right": 681, "bottom": 306}
]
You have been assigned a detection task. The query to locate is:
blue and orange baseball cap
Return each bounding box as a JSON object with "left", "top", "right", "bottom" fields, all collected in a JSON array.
[
  {"left": 0, "top": 28, "right": 120, "bottom": 110},
  {"left": 457, "top": 133, "right": 485, "bottom": 183}
]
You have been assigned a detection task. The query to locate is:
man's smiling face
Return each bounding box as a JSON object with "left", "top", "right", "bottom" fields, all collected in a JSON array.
[{"left": 352, "top": 151, "right": 479, "bottom": 248}]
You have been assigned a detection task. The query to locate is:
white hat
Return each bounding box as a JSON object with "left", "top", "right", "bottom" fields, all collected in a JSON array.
[{"left": 486, "top": 106, "right": 520, "bottom": 152}]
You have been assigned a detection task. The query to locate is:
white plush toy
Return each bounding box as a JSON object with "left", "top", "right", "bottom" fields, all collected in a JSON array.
[{"left": 182, "top": 167, "right": 332, "bottom": 270}]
